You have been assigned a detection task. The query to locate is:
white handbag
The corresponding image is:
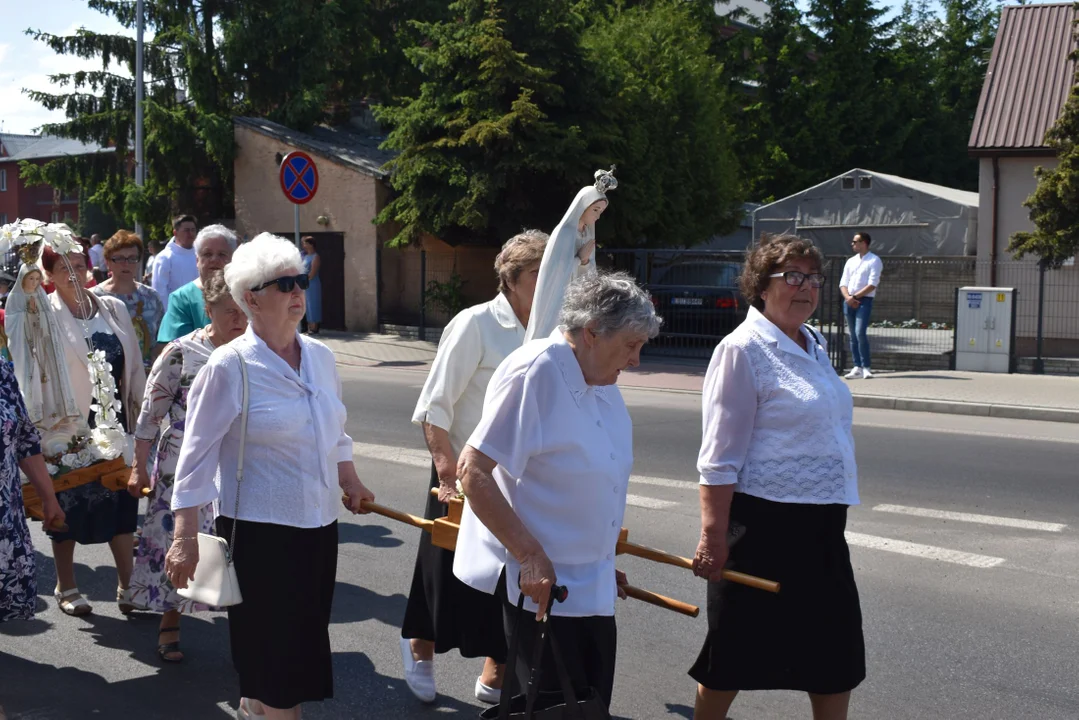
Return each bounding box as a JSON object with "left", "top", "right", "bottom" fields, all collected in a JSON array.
[{"left": 177, "top": 347, "right": 250, "bottom": 607}]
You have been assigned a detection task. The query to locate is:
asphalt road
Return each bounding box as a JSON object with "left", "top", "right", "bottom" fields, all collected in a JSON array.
[{"left": 2, "top": 364, "right": 1078, "bottom": 719}]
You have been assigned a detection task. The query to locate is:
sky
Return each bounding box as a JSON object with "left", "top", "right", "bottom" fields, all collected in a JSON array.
[{"left": 0, "top": 0, "right": 1055, "bottom": 136}]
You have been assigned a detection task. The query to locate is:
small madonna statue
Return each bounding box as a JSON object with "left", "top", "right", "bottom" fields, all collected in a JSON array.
[
  {"left": 525, "top": 166, "right": 618, "bottom": 342},
  {"left": 4, "top": 257, "right": 83, "bottom": 438}
]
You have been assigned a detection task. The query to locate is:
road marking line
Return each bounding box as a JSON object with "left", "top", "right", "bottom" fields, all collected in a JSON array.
[
  {"left": 873, "top": 504, "right": 1066, "bottom": 533},
  {"left": 352, "top": 442, "right": 696, "bottom": 492},
  {"left": 626, "top": 494, "right": 678, "bottom": 509},
  {"left": 845, "top": 531, "right": 1005, "bottom": 568}
]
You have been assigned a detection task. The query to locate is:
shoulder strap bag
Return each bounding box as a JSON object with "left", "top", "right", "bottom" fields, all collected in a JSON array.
[{"left": 176, "top": 347, "right": 249, "bottom": 607}]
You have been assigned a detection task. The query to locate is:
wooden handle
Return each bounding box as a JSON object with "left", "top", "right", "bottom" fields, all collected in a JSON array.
[
  {"left": 141, "top": 487, "right": 152, "bottom": 496},
  {"left": 622, "top": 584, "right": 699, "bottom": 617},
  {"left": 345, "top": 496, "right": 433, "bottom": 532},
  {"left": 617, "top": 540, "right": 780, "bottom": 593}
]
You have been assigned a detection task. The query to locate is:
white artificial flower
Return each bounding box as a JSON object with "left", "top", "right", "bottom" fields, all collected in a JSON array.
[
  {"left": 0, "top": 221, "right": 22, "bottom": 244},
  {"left": 46, "top": 463, "right": 60, "bottom": 476},
  {"left": 60, "top": 453, "right": 81, "bottom": 469}
]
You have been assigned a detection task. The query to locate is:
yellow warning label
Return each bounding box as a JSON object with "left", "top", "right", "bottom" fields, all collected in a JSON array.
[
  {"left": 969, "top": 338, "right": 976, "bottom": 346},
  {"left": 996, "top": 339, "right": 1002, "bottom": 347},
  {"left": 997, "top": 293, "right": 1006, "bottom": 302}
]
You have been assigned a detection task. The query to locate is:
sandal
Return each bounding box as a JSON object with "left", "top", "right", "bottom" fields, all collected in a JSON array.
[
  {"left": 157, "top": 626, "right": 184, "bottom": 663},
  {"left": 117, "top": 586, "right": 138, "bottom": 614},
  {"left": 54, "top": 587, "right": 93, "bottom": 616}
]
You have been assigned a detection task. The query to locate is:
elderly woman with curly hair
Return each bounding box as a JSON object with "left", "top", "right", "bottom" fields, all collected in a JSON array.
[
  {"left": 455, "top": 271, "right": 661, "bottom": 712},
  {"left": 689, "top": 234, "right": 864, "bottom": 720},
  {"left": 166, "top": 233, "right": 376, "bottom": 719}
]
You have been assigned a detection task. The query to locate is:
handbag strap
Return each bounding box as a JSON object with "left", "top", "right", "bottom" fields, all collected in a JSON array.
[
  {"left": 498, "top": 587, "right": 584, "bottom": 720},
  {"left": 225, "top": 346, "right": 250, "bottom": 564}
]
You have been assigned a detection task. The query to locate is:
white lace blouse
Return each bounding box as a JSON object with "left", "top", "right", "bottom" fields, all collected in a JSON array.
[{"left": 697, "top": 307, "right": 859, "bottom": 506}]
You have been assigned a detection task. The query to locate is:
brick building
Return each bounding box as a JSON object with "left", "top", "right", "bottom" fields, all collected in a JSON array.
[{"left": 0, "top": 133, "right": 112, "bottom": 227}]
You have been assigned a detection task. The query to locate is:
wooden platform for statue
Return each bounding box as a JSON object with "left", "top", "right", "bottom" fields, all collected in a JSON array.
[{"left": 23, "top": 457, "right": 129, "bottom": 522}]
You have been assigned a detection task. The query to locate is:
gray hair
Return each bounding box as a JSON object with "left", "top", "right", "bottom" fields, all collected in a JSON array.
[
  {"left": 559, "top": 271, "right": 662, "bottom": 338},
  {"left": 194, "top": 224, "right": 238, "bottom": 254},
  {"left": 495, "top": 229, "right": 548, "bottom": 293},
  {"left": 224, "top": 232, "right": 304, "bottom": 317}
]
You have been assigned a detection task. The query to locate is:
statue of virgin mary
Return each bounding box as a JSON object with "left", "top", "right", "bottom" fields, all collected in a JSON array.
[
  {"left": 525, "top": 166, "right": 618, "bottom": 342},
  {"left": 5, "top": 262, "right": 82, "bottom": 431}
]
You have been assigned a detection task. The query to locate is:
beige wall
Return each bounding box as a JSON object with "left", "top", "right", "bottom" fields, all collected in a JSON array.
[
  {"left": 233, "top": 125, "right": 382, "bottom": 331},
  {"left": 976, "top": 155, "right": 1079, "bottom": 352}
]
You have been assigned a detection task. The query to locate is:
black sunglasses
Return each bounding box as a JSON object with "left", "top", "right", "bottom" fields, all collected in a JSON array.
[
  {"left": 251, "top": 274, "right": 310, "bottom": 293},
  {"left": 769, "top": 271, "right": 826, "bottom": 289}
]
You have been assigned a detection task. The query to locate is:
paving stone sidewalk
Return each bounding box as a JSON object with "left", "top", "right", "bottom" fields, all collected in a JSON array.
[{"left": 320, "top": 331, "right": 1079, "bottom": 423}]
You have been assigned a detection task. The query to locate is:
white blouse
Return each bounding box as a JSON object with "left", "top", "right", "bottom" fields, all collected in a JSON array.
[
  {"left": 697, "top": 307, "right": 859, "bottom": 506},
  {"left": 171, "top": 327, "right": 353, "bottom": 528},
  {"left": 454, "top": 332, "right": 633, "bottom": 618},
  {"left": 412, "top": 294, "right": 525, "bottom": 456}
]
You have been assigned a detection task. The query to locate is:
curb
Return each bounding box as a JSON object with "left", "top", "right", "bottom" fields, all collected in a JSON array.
[{"left": 851, "top": 395, "right": 1079, "bottom": 424}]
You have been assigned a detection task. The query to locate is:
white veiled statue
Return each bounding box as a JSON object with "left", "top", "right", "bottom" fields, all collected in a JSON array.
[
  {"left": 524, "top": 166, "right": 618, "bottom": 343},
  {"left": 5, "top": 262, "right": 82, "bottom": 432}
]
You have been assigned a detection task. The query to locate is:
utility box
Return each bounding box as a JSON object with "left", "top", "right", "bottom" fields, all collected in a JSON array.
[{"left": 954, "top": 287, "right": 1017, "bottom": 373}]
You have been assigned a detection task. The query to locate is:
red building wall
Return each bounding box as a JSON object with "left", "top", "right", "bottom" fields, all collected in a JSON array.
[{"left": 0, "top": 159, "right": 80, "bottom": 227}]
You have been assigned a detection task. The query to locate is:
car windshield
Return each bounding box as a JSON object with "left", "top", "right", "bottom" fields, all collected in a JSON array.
[{"left": 655, "top": 263, "right": 741, "bottom": 287}]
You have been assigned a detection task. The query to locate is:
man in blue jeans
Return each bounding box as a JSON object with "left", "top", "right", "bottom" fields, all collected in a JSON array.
[{"left": 839, "top": 232, "right": 883, "bottom": 379}]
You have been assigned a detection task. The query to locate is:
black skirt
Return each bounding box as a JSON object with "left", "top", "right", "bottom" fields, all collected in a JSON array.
[
  {"left": 400, "top": 464, "right": 507, "bottom": 662},
  {"left": 689, "top": 492, "right": 865, "bottom": 695},
  {"left": 217, "top": 517, "right": 338, "bottom": 709}
]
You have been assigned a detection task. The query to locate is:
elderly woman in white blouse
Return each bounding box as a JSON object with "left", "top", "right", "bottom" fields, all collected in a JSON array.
[
  {"left": 454, "top": 271, "right": 661, "bottom": 711},
  {"left": 401, "top": 230, "right": 547, "bottom": 705},
  {"left": 165, "top": 233, "right": 375, "bottom": 720},
  {"left": 689, "top": 234, "right": 864, "bottom": 720}
]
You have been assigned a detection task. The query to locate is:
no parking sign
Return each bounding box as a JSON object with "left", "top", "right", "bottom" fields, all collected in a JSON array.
[{"left": 279, "top": 151, "right": 319, "bottom": 204}]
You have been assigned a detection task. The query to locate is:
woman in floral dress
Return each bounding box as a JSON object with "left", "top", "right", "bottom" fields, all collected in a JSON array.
[{"left": 127, "top": 271, "right": 247, "bottom": 662}]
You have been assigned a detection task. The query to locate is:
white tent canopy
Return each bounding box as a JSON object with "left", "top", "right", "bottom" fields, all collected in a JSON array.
[{"left": 753, "top": 169, "right": 979, "bottom": 256}]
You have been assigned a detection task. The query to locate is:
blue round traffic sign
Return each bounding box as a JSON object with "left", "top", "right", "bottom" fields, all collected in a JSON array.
[{"left": 279, "top": 151, "right": 319, "bottom": 204}]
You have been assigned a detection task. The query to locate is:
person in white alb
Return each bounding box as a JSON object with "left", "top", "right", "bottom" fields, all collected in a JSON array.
[
  {"left": 400, "top": 229, "right": 548, "bottom": 706},
  {"left": 151, "top": 214, "right": 199, "bottom": 311},
  {"left": 839, "top": 232, "right": 883, "bottom": 379},
  {"left": 689, "top": 234, "right": 864, "bottom": 720},
  {"left": 165, "top": 233, "right": 375, "bottom": 720},
  {"left": 454, "top": 271, "right": 661, "bottom": 711}
]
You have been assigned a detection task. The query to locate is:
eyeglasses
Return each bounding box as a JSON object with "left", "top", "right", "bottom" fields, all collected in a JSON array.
[
  {"left": 251, "top": 274, "right": 309, "bottom": 293},
  {"left": 769, "top": 271, "right": 826, "bottom": 289},
  {"left": 109, "top": 255, "right": 140, "bottom": 265}
]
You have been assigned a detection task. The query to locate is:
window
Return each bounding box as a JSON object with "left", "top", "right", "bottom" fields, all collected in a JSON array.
[
  {"left": 841, "top": 176, "right": 855, "bottom": 190},
  {"left": 51, "top": 211, "right": 60, "bottom": 223},
  {"left": 859, "top": 176, "right": 872, "bottom": 189},
  {"left": 0, "top": 213, "right": 7, "bottom": 225},
  {"left": 0, "top": 168, "right": 6, "bottom": 192}
]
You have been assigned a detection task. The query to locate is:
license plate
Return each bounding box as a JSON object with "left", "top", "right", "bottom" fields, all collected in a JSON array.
[{"left": 671, "top": 297, "right": 703, "bottom": 306}]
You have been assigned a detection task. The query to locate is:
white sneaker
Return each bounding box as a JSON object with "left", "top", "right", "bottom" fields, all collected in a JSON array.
[
  {"left": 845, "top": 367, "right": 863, "bottom": 379},
  {"left": 475, "top": 677, "right": 502, "bottom": 705},
  {"left": 862, "top": 368, "right": 874, "bottom": 379},
  {"left": 400, "top": 637, "right": 437, "bottom": 703}
]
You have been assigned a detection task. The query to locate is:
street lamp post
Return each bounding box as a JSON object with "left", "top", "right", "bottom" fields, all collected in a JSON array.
[{"left": 134, "top": 0, "right": 145, "bottom": 245}]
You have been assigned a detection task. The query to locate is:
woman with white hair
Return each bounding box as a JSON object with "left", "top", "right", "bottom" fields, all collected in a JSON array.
[
  {"left": 157, "top": 224, "right": 237, "bottom": 343},
  {"left": 165, "top": 233, "right": 376, "bottom": 719},
  {"left": 454, "top": 271, "right": 661, "bottom": 711},
  {"left": 400, "top": 229, "right": 547, "bottom": 705}
]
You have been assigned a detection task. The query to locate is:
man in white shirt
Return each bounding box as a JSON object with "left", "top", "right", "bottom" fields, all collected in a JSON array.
[
  {"left": 839, "top": 232, "right": 883, "bottom": 379},
  {"left": 151, "top": 214, "right": 199, "bottom": 311},
  {"left": 88, "top": 234, "right": 107, "bottom": 282}
]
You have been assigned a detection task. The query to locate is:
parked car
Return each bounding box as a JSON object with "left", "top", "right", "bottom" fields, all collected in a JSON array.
[{"left": 647, "top": 261, "right": 747, "bottom": 345}]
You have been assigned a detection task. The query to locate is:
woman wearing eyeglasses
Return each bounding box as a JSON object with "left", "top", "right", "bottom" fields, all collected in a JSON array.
[
  {"left": 689, "top": 234, "right": 864, "bottom": 720},
  {"left": 165, "top": 233, "right": 376, "bottom": 720},
  {"left": 91, "top": 230, "right": 166, "bottom": 372}
]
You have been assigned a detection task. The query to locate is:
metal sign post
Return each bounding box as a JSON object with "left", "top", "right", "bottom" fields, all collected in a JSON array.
[{"left": 278, "top": 150, "right": 319, "bottom": 247}]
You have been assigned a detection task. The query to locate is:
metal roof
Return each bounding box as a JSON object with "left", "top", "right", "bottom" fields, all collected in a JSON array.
[
  {"left": 0, "top": 133, "right": 111, "bottom": 162},
  {"left": 756, "top": 168, "right": 978, "bottom": 213},
  {"left": 969, "top": 3, "right": 1079, "bottom": 154},
  {"left": 234, "top": 117, "right": 394, "bottom": 179}
]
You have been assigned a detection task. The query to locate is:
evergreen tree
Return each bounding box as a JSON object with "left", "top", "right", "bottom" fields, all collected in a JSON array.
[
  {"left": 1009, "top": 77, "right": 1079, "bottom": 268},
  {"left": 374, "top": 0, "right": 592, "bottom": 246}
]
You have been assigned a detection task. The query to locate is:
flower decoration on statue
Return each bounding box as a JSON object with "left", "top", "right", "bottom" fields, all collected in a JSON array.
[{"left": 593, "top": 165, "right": 618, "bottom": 195}]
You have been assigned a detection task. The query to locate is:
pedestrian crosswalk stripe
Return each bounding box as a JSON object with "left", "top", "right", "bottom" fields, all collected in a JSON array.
[
  {"left": 626, "top": 494, "right": 678, "bottom": 510},
  {"left": 873, "top": 504, "right": 1066, "bottom": 533},
  {"left": 629, "top": 475, "right": 695, "bottom": 489},
  {"left": 845, "top": 531, "right": 1005, "bottom": 568}
]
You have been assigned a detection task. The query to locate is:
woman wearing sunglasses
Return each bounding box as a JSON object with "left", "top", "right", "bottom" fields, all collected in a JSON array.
[
  {"left": 689, "top": 234, "right": 864, "bottom": 720},
  {"left": 165, "top": 233, "right": 376, "bottom": 720}
]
